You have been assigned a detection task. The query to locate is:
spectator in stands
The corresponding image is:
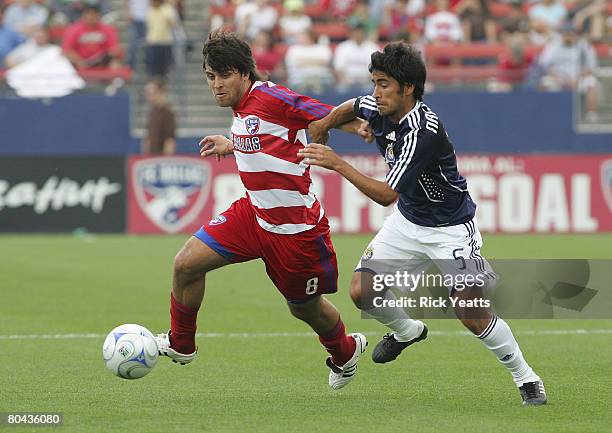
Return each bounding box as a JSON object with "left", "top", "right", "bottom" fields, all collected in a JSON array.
[
  {"left": 50, "top": 0, "right": 109, "bottom": 24},
  {"left": 424, "top": 0, "right": 463, "bottom": 44},
  {"left": 125, "top": 0, "right": 149, "bottom": 70},
  {"left": 493, "top": 34, "right": 533, "bottom": 91},
  {"left": 285, "top": 30, "right": 333, "bottom": 92},
  {"left": 383, "top": 0, "right": 412, "bottom": 41},
  {"left": 4, "top": 0, "right": 49, "bottom": 38},
  {"left": 348, "top": 0, "right": 378, "bottom": 38},
  {"left": 62, "top": 3, "right": 121, "bottom": 68},
  {"left": 572, "top": 0, "right": 607, "bottom": 42},
  {"left": 0, "top": 5, "right": 26, "bottom": 67},
  {"left": 333, "top": 22, "right": 379, "bottom": 91},
  {"left": 455, "top": 0, "right": 496, "bottom": 43},
  {"left": 320, "top": 0, "right": 357, "bottom": 21},
  {"left": 142, "top": 78, "right": 176, "bottom": 154},
  {"left": 4, "top": 26, "right": 53, "bottom": 68},
  {"left": 279, "top": 0, "right": 312, "bottom": 45},
  {"left": 145, "top": 0, "right": 175, "bottom": 79},
  {"left": 251, "top": 30, "right": 284, "bottom": 81},
  {"left": 235, "top": 0, "right": 278, "bottom": 41},
  {"left": 528, "top": 0, "right": 567, "bottom": 45},
  {"left": 499, "top": 0, "right": 530, "bottom": 42},
  {"left": 538, "top": 22, "right": 599, "bottom": 121}
]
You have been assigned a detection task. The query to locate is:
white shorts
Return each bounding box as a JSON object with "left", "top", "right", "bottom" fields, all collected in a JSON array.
[{"left": 356, "top": 205, "right": 496, "bottom": 293}]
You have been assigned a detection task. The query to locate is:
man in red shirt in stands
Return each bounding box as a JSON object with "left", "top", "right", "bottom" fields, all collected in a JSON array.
[{"left": 62, "top": 3, "right": 121, "bottom": 68}]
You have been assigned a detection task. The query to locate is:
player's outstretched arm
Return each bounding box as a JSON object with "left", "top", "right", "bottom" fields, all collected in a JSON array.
[
  {"left": 298, "top": 143, "right": 398, "bottom": 206},
  {"left": 308, "top": 99, "right": 358, "bottom": 144},
  {"left": 337, "top": 119, "right": 374, "bottom": 143},
  {"left": 199, "top": 135, "right": 234, "bottom": 161}
]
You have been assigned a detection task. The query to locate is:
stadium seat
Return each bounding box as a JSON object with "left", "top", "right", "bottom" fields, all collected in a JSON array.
[
  {"left": 488, "top": 2, "right": 512, "bottom": 18},
  {"left": 311, "top": 22, "right": 350, "bottom": 41}
]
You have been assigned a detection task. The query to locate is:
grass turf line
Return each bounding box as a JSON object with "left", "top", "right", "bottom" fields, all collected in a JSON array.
[{"left": 0, "top": 234, "right": 611, "bottom": 432}]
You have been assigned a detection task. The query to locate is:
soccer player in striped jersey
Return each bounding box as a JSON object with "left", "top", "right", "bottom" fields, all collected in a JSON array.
[
  {"left": 154, "top": 31, "right": 366, "bottom": 390},
  {"left": 300, "top": 42, "right": 547, "bottom": 405}
]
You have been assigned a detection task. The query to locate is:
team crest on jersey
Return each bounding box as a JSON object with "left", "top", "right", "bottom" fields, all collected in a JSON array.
[
  {"left": 385, "top": 143, "right": 395, "bottom": 163},
  {"left": 132, "top": 157, "right": 211, "bottom": 233},
  {"left": 362, "top": 246, "right": 374, "bottom": 261},
  {"left": 209, "top": 215, "right": 227, "bottom": 226},
  {"left": 601, "top": 159, "right": 612, "bottom": 212},
  {"left": 245, "top": 116, "right": 260, "bottom": 135}
]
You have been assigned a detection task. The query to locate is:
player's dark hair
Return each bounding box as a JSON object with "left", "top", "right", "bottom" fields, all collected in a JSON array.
[
  {"left": 202, "top": 31, "right": 262, "bottom": 82},
  {"left": 369, "top": 42, "right": 426, "bottom": 100}
]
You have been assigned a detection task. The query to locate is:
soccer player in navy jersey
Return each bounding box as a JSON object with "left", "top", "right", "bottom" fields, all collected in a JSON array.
[{"left": 300, "top": 42, "right": 547, "bottom": 405}]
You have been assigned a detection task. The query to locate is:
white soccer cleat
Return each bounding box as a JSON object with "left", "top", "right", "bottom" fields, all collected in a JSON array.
[
  {"left": 154, "top": 331, "right": 197, "bottom": 365},
  {"left": 326, "top": 333, "right": 367, "bottom": 390}
]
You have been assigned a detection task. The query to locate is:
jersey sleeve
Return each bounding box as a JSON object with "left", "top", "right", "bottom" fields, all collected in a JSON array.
[
  {"left": 385, "top": 128, "right": 438, "bottom": 192},
  {"left": 353, "top": 95, "right": 380, "bottom": 123},
  {"left": 253, "top": 83, "right": 333, "bottom": 130}
]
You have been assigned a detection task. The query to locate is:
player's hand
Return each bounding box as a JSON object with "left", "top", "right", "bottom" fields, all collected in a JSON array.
[
  {"left": 199, "top": 135, "right": 233, "bottom": 161},
  {"left": 357, "top": 120, "right": 374, "bottom": 143},
  {"left": 308, "top": 120, "right": 330, "bottom": 145},
  {"left": 297, "top": 143, "right": 342, "bottom": 171}
]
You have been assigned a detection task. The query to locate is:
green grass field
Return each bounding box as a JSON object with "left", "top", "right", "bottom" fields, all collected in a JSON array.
[{"left": 1, "top": 234, "right": 611, "bottom": 433}]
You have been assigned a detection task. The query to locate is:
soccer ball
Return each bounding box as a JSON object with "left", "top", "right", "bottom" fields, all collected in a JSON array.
[{"left": 102, "top": 324, "right": 158, "bottom": 379}]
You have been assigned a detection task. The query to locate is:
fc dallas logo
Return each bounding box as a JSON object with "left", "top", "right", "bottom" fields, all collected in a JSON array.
[
  {"left": 601, "top": 159, "right": 612, "bottom": 213},
  {"left": 245, "top": 116, "right": 260, "bottom": 135},
  {"left": 132, "top": 157, "right": 211, "bottom": 233}
]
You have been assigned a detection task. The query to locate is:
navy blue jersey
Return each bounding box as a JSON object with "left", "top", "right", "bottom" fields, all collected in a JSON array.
[{"left": 354, "top": 95, "right": 476, "bottom": 227}]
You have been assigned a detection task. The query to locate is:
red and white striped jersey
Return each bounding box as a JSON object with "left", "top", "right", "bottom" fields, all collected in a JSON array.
[{"left": 230, "top": 81, "right": 333, "bottom": 234}]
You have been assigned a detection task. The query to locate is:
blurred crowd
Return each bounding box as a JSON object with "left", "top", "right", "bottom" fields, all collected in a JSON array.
[
  {"left": 0, "top": 0, "right": 610, "bottom": 119},
  {"left": 210, "top": 0, "right": 610, "bottom": 118},
  {"left": 0, "top": 0, "right": 186, "bottom": 82}
]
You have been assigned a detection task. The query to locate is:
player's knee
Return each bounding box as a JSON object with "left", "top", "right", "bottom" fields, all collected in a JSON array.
[
  {"left": 288, "top": 298, "right": 318, "bottom": 321},
  {"left": 173, "top": 246, "right": 205, "bottom": 279}
]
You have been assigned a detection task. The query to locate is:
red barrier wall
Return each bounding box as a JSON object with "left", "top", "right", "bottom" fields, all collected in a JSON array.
[{"left": 127, "top": 154, "right": 612, "bottom": 234}]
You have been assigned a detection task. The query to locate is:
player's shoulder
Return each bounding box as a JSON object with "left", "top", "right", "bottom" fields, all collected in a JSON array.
[
  {"left": 248, "top": 81, "right": 303, "bottom": 111},
  {"left": 250, "top": 80, "right": 299, "bottom": 102},
  {"left": 356, "top": 95, "right": 379, "bottom": 112},
  {"left": 240, "top": 81, "right": 286, "bottom": 114},
  {"left": 401, "top": 101, "right": 440, "bottom": 137}
]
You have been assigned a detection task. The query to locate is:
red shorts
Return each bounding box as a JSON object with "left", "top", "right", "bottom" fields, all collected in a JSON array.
[{"left": 194, "top": 197, "right": 338, "bottom": 303}]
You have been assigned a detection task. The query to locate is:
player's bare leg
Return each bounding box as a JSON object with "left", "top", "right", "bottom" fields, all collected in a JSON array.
[
  {"left": 350, "top": 271, "right": 427, "bottom": 363},
  {"left": 287, "top": 294, "right": 341, "bottom": 334},
  {"left": 172, "top": 236, "right": 229, "bottom": 308},
  {"left": 453, "top": 286, "right": 547, "bottom": 405},
  {"left": 156, "top": 236, "right": 229, "bottom": 364},
  {"left": 288, "top": 295, "right": 367, "bottom": 390}
]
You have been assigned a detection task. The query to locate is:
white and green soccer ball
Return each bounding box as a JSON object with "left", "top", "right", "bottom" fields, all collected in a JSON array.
[{"left": 103, "top": 324, "right": 158, "bottom": 379}]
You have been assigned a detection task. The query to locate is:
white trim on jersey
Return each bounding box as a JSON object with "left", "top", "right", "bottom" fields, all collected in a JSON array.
[
  {"left": 234, "top": 151, "right": 306, "bottom": 176},
  {"left": 248, "top": 189, "right": 316, "bottom": 210},
  {"left": 359, "top": 95, "right": 378, "bottom": 111},
  {"left": 386, "top": 109, "right": 420, "bottom": 189},
  {"left": 250, "top": 81, "right": 265, "bottom": 93},
  {"left": 399, "top": 100, "right": 422, "bottom": 124},
  {"left": 296, "top": 129, "right": 308, "bottom": 146},
  {"left": 232, "top": 116, "right": 289, "bottom": 141},
  {"left": 418, "top": 179, "right": 445, "bottom": 202},
  {"left": 439, "top": 164, "right": 467, "bottom": 192},
  {"left": 255, "top": 205, "right": 324, "bottom": 234}
]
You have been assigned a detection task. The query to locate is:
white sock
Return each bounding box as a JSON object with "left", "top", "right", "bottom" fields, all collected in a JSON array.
[
  {"left": 478, "top": 315, "right": 540, "bottom": 387},
  {"left": 363, "top": 289, "right": 423, "bottom": 342}
]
